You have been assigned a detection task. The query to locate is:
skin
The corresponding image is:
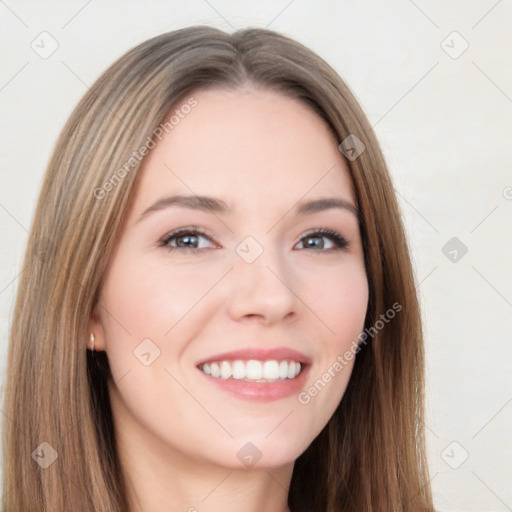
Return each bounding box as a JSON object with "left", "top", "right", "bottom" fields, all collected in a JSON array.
[{"left": 89, "top": 86, "right": 369, "bottom": 512}]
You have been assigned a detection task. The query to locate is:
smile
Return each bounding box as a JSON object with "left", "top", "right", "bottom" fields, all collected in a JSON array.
[{"left": 199, "top": 359, "right": 302, "bottom": 382}]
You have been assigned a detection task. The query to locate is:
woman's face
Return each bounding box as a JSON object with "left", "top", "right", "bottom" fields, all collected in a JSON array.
[{"left": 91, "top": 87, "right": 368, "bottom": 470}]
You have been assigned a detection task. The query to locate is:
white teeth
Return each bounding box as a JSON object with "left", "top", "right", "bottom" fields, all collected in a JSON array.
[
  {"left": 246, "top": 360, "right": 262, "bottom": 380},
  {"left": 263, "top": 360, "right": 280, "bottom": 380},
  {"left": 220, "top": 361, "right": 231, "bottom": 379},
  {"left": 210, "top": 362, "right": 220, "bottom": 378},
  {"left": 199, "top": 359, "right": 302, "bottom": 381},
  {"left": 279, "top": 360, "right": 288, "bottom": 379},
  {"left": 232, "top": 360, "right": 245, "bottom": 379}
]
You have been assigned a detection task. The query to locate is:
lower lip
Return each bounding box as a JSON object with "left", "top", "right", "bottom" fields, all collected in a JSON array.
[{"left": 198, "top": 365, "right": 310, "bottom": 401}]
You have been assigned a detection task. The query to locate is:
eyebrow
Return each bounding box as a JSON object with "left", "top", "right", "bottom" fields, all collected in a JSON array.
[{"left": 137, "top": 194, "right": 360, "bottom": 223}]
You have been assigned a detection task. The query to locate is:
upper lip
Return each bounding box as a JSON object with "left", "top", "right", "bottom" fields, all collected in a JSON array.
[{"left": 196, "top": 347, "right": 312, "bottom": 367}]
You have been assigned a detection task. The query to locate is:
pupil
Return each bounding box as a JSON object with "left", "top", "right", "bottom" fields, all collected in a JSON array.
[
  {"left": 307, "top": 236, "right": 323, "bottom": 249},
  {"left": 177, "top": 235, "right": 197, "bottom": 248}
]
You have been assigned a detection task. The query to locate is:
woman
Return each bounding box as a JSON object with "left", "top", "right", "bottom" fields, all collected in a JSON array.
[{"left": 2, "top": 26, "right": 436, "bottom": 511}]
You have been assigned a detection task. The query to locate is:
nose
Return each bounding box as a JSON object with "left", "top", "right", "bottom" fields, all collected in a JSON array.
[{"left": 225, "top": 241, "right": 298, "bottom": 326}]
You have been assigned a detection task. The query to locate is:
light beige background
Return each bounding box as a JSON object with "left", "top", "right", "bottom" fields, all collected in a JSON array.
[{"left": 1, "top": 1, "right": 511, "bottom": 510}]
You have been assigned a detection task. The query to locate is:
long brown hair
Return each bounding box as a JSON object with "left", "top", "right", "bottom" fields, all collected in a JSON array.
[{"left": 2, "top": 26, "right": 435, "bottom": 511}]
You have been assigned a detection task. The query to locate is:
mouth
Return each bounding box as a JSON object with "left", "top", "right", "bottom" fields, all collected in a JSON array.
[
  {"left": 198, "top": 359, "right": 302, "bottom": 382},
  {"left": 195, "top": 347, "right": 311, "bottom": 401}
]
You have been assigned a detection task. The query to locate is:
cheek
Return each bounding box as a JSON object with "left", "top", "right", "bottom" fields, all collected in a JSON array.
[
  {"left": 333, "top": 272, "right": 368, "bottom": 339},
  {"left": 101, "top": 255, "right": 213, "bottom": 341},
  {"left": 292, "top": 265, "right": 367, "bottom": 437},
  {"left": 302, "top": 260, "right": 369, "bottom": 345}
]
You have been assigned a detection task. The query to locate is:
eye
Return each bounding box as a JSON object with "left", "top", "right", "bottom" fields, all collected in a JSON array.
[
  {"left": 159, "top": 227, "right": 216, "bottom": 252},
  {"left": 295, "top": 228, "right": 349, "bottom": 251}
]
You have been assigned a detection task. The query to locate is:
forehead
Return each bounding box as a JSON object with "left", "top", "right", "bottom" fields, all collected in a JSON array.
[{"left": 131, "top": 87, "right": 355, "bottom": 214}]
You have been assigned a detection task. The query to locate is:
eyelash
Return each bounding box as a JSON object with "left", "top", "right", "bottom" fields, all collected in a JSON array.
[{"left": 158, "top": 227, "right": 349, "bottom": 253}]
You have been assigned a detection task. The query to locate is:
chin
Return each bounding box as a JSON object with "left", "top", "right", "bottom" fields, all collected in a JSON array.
[{"left": 216, "top": 435, "right": 309, "bottom": 471}]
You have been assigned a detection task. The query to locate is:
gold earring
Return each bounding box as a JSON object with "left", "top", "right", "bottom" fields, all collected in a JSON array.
[{"left": 90, "top": 333, "right": 95, "bottom": 351}]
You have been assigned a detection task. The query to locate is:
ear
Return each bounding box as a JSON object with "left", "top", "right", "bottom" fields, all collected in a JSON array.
[{"left": 88, "top": 302, "right": 106, "bottom": 351}]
